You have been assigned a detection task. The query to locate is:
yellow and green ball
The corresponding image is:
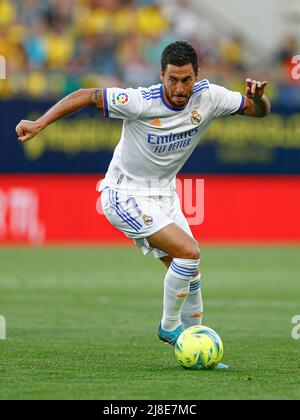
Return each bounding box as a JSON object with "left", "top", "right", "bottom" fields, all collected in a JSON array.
[{"left": 175, "top": 325, "right": 224, "bottom": 370}]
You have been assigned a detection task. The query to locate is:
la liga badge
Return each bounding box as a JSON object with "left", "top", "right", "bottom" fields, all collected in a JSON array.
[{"left": 116, "top": 92, "right": 130, "bottom": 105}]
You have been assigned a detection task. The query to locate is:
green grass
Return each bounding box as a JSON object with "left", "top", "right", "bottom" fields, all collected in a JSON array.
[{"left": 0, "top": 246, "right": 300, "bottom": 400}]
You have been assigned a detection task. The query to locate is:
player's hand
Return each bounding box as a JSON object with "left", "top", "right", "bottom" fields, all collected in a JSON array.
[
  {"left": 15, "top": 120, "right": 41, "bottom": 143},
  {"left": 246, "top": 79, "right": 268, "bottom": 102}
]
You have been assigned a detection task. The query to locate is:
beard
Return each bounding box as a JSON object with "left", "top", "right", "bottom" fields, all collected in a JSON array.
[{"left": 164, "top": 88, "right": 190, "bottom": 108}]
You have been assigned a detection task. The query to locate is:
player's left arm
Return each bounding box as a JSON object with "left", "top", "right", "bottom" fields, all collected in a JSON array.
[{"left": 239, "top": 79, "right": 271, "bottom": 118}]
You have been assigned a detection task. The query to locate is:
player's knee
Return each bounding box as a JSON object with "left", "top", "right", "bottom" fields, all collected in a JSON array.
[{"left": 189, "top": 248, "right": 201, "bottom": 260}]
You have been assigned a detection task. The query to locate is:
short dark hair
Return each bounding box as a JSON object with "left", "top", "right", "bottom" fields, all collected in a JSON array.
[{"left": 161, "top": 41, "right": 199, "bottom": 74}]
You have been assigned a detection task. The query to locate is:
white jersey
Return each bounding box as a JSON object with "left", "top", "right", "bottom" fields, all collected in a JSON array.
[{"left": 99, "top": 80, "right": 245, "bottom": 196}]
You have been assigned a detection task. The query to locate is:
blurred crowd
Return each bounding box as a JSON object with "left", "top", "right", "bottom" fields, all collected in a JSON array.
[{"left": 0, "top": 0, "right": 299, "bottom": 105}]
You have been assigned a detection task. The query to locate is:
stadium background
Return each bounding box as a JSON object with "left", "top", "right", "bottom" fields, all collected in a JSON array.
[{"left": 0, "top": 0, "right": 299, "bottom": 245}]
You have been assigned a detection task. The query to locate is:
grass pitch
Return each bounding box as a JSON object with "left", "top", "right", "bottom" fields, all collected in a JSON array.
[{"left": 0, "top": 246, "right": 300, "bottom": 400}]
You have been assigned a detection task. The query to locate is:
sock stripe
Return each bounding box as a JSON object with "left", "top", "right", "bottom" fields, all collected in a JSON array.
[
  {"left": 190, "top": 280, "right": 201, "bottom": 287},
  {"left": 172, "top": 261, "right": 197, "bottom": 272},
  {"left": 189, "top": 281, "right": 201, "bottom": 292},
  {"left": 190, "top": 286, "right": 200, "bottom": 292},
  {"left": 170, "top": 265, "right": 197, "bottom": 278},
  {"left": 171, "top": 262, "right": 198, "bottom": 276}
]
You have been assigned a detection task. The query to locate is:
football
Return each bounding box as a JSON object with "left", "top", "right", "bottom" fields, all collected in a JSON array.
[{"left": 175, "top": 325, "right": 224, "bottom": 370}]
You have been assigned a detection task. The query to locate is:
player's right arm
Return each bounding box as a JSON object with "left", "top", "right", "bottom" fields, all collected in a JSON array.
[{"left": 16, "top": 88, "right": 103, "bottom": 143}]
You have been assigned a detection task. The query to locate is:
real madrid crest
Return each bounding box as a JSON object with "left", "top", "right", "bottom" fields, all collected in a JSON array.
[{"left": 191, "top": 109, "right": 202, "bottom": 125}]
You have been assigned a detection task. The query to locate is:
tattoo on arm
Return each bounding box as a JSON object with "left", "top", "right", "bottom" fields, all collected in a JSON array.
[{"left": 91, "top": 89, "right": 103, "bottom": 109}]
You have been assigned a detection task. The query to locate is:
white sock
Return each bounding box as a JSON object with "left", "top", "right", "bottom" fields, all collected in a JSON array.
[
  {"left": 161, "top": 258, "right": 199, "bottom": 331},
  {"left": 181, "top": 273, "right": 203, "bottom": 329}
]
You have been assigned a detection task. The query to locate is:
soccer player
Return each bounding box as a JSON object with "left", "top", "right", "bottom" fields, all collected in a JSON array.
[{"left": 16, "top": 42, "right": 270, "bottom": 369}]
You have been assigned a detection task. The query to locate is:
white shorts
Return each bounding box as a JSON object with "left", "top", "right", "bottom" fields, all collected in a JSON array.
[{"left": 101, "top": 188, "right": 194, "bottom": 259}]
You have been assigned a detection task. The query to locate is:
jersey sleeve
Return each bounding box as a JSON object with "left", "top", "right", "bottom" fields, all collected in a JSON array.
[
  {"left": 210, "top": 83, "right": 245, "bottom": 118},
  {"left": 102, "top": 87, "right": 143, "bottom": 121}
]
